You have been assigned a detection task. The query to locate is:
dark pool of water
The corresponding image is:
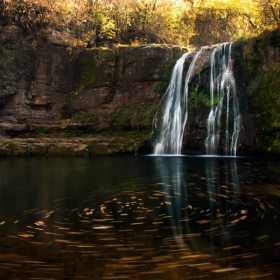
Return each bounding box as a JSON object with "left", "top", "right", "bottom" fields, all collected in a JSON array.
[{"left": 0, "top": 155, "right": 280, "bottom": 279}]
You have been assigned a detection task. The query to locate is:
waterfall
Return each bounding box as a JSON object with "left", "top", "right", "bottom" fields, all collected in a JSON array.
[
  {"left": 151, "top": 43, "right": 240, "bottom": 156},
  {"left": 205, "top": 43, "right": 240, "bottom": 156},
  {"left": 152, "top": 50, "right": 202, "bottom": 155}
]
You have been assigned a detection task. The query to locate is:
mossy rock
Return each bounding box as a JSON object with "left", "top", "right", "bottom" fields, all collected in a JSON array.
[
  {"left": 85, "top": 142, "right": 114, "bottom": 155},
  {"left": 74, "top": 48, "right": 117, "bottom": 89},
  {"left": 0, "top": 140, "right": 13, "bottom": 155},
  {"left": 11, "top": 144, "right": 31, "bottom": 156},
  {"left": 110, "top": 104, "right": 158, "bottom": 131},
  {"left": 85, "top": 141, "right": 134, "bottom": 155},
  {"left": 253, "top": 63, "right": 280, "bottom": 153},
  {"left": 30, "top": 144, "right": 49, "bottom": 156},
  {"left": 48, "top": 144, "right": 89, "bottom": 156}
]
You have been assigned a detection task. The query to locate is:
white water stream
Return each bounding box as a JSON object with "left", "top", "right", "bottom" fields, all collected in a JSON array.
[
  {"left": 153, "top": 50, "right": 202, "bottom": 154},
  {"left": 205, "top": 43, "right": 240, "bottom": 156},
  {"left": 151, "top": 43, "right": 240, "bottom": 156}
]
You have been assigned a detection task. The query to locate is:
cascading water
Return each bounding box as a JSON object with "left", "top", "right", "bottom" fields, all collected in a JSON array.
[
  {"left": 152, "top": 50, "right": 202, "bottom": 155},
  {"left": 151, "top": 43, "right": 240, "bottom": 156},
  {"left": 205, "top": 43, "right": 240, "bottom": 156}
]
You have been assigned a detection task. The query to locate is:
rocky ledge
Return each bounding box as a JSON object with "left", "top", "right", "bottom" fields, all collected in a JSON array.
[{"left": 0, "top": 136, "right": 139, "bottom": 156}]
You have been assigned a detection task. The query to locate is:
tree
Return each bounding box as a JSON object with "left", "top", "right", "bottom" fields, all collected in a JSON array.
[{"left": 1, "top": 0, "right": 280, "bottom": 48}]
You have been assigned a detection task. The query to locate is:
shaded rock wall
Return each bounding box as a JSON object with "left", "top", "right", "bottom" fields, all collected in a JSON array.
[
  {"left": 231, "top": 29, "right": 280, "bottom": 155},
  {"left": 148, "top": 29, "right": 280, "bottom": 156},
  {"left": 0, "top": 24, "right": 185, "bottom": 139},
  {"left": 180, "top": 29, "right": 280, "bottom": 156}
]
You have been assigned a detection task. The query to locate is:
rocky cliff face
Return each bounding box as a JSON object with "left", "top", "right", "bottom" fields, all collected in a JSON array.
[
  {"left": 232, "top": 29, "right": 280, "bottom": 155},
  {"left": 148, "top": 29, "right": 280, "bottom": 156},
  {"left": 0, "top": 23, "right": 279, "bottom": 156},
  {"left": 181, "top": 29, "right": 280, "bottom": 156},
  {"left": 0, "top": 24, "right": 186, "bottom": 154}
]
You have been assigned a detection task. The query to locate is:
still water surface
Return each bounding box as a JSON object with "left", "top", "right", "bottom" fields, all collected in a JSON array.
[{"left": 0, "top": 156, "right": 280, "bottom": 279}]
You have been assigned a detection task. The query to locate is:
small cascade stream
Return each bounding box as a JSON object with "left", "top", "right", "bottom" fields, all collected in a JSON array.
[
  {"left": 205, "top": 43, "right": 240, "bottom": 156},
  {"left": 152, "top": 50, "right": 202, "bottom": 154},
  {"left": 151, "top": 43, "right": 240, "bottom": 156}
]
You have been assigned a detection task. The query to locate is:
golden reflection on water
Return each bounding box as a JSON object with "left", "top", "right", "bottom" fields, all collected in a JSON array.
[{"left": 0, "top": 157, "right": 280, "bottom": 279}]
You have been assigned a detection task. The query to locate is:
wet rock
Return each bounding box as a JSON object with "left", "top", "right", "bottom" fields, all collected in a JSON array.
[
  {"left": 30, "top": 143, "right": 49, "bottom": 156},
  {"left": 48, "top": 143, "right": 89, "bottom": 156},
  {"left": 0, "top": 137, "right": 138, "bottom": 156}
]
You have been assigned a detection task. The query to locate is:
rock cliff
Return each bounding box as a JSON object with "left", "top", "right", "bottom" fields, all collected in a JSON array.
[
  {"left": 0, "top": 23, "right": 279, "bottom": 156},
  {"left": 180, "top": 29, "right": 280, "bottom": 156},
  {"left": 0, "top": 24, "right": 185, "bottom": 155}
]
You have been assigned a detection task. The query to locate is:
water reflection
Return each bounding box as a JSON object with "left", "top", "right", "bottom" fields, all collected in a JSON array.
[
  {"left": 152, "top": 157, "right": 243, "bottom": 253},
  {"left": 0, "top": 156, "right": 280, "bottom": 279},
  {"left": 154, "top": 156, "right": 188, "bottom": 246}
]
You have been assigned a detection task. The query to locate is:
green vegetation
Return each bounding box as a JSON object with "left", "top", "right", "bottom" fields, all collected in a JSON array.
[
  {"left": 153, "top": 83, "right": 161, "bottom": 93},
  {"left": 61, "top": 93, "right": 100, "bottom": 123},
  {"left": 4, "top": 140, "right": 13, "bottom": 155},
  {"left": 156, "top": 57, "right": 183, "bottom": 95},
  {"left": 73, "top": 111, "right": 98, "bottom": 124},
  {"left": 1, "top": 0, "right": 280, "bottom": 48},
  {"left": 241, "top": 37, "right": 263, "bottom": 81},
  {"left": 74, "top": 48, "right": 117, "bottom": 89},
  {"left": 61, "top": 92, "right": 77, "bottom": 117},
  {"left": 188, "top": 73, "right": 220, "bottom": 109},
  {"left": 255, "top": 64, "right": 280, "bottom": 153},
  {"left": 189, "top": 91, "right": 212, "bottom": 108},
  {"left": 110, "top": 104, "right": 158, "bottom": 131}
]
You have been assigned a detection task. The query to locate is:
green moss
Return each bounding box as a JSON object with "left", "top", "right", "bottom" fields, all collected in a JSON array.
[
  {"left": 188, "top": 73, "right": 220, "bottom": 109},
  {"left": 40, "top": 125, "right": 51, "bottom": 133},
  {"left": 48, "top": 145, "right": 89, "bottom": 156},
  {"left": 82, "top": 137, "right": 135, "bottom": 155},
  {"left": 96, "top": 129, "right": 151, "bottom": 140},
  {"left": 74, "top": 48, "right": 117, "bottom": 89},
  {"left": 242, "top": 38, "right": 262, "bottom": 81},
  {"left": 61, "top": 92, "right": 77, "bottom": 117},
  {"left": 189, "top": 91, "right": 211, "bottom": 108},
  {"left": 111, "top": 107, "right": 131, "bottom": 131},
  {"left": 4, "top": 140, "right": 13, "bottom": 155},
  {"left": 163, "top": 58, "right": 177, "bottom": 81},
  {"left": 254, "top": 63, "right": 280, "bottom": 152},
  {"left": 153, "top": 58, "right": 178, "bottom": 95},
  {"left": 171, "top": 46, "right": 188, "bottom": 60},
  {"left": 110, "top": 104, "right": 158, "bottom": 131},
  {"left": 73, "top": 110, "right": 98, "bottom": 124},
  {"left": 153, "top": 83, "right": 163, "bottom": 93}
]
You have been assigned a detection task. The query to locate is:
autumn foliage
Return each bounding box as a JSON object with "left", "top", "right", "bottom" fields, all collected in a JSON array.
[{"left": 0, "top": 0, "right": 280, "bottom": 47}]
